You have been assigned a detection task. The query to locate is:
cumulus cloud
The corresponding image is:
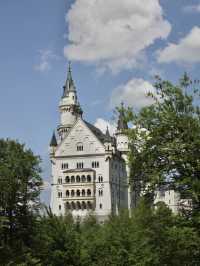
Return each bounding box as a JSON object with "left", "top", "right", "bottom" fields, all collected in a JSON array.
[
  {"left": 94, "top": 118, "right": 116, "bottom": 135},
  {"left": 35, "top": 49, "right": 59, "bottom": 72},
  {"left": 64, "top": 0, "right": 171, "bottom": 72},
  {"left": 110, "top": 78, "right": 155, "bottom": 109},
  {"left": 158, "top": 27, "right": 200, "bottom": 64},
  {"left": 182, "top": 3, "right": 200, "bottom": 13}
]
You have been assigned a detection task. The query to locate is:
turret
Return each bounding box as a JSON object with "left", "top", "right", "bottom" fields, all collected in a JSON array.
[
  {"left": 49, "top": 131, "right": 57, "bottom": 157},
  {"left": 104, "top": 126, "right": 113, "bottom": 152},
  {"left": 115, "top": 103, "right": 129, "bottom": 153},
  {"left": 58, "top": 63, "right": 83, "bottom": 140}
]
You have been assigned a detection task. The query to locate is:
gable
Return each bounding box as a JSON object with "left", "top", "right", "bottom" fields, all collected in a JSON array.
[{"left": 55, "top": 119, "right": 106, "bottom": 157}]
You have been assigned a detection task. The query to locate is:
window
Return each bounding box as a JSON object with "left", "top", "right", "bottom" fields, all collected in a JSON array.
[
  {"left": 98, "top": 176, "right": 103, "bottom": 183},
  {"left": 77, "top": 162, "right": 84, "bottom": 169},
  {"left": 66, "top": 190, "right": 70, "bottom": 197},
  {"left": 71, "top": 176, "right": 75, "bottom": 183},
  {"left": 99, "top": 203, "right": 102, "bottom": 209},
  {"left": 65, "top": 176, "right": 70, "bottom": 183},
  {"left": 82, "top": 190, "right": 85, "bottom": 197},
  {"left": 87, "top": 201, "right": 93, "bottom": 210},
  {"left": 82, "top": 201, "right": 87, "bottom": 209},
  {"left": 59, "top": 205, "right": 61, "bottom": 210},
  {"left": 76, "top": 175, "right": 81, "bottom": 182},
  {"left": 77, "top": 190, "right": 81, "bottom": 197},
  {"left": 92, "top": 161, "right": 99, "bottom": 168},
  {"left": 58, "top": 192, "right": 62, "bottom": 198},
  {"left": 81, "top": 175, "right": 86, "bottom": 182},
  {"left": 77, "top": 201, "right": 81, "bottom": 209},
  {"left": 58, "top": 178, "right": 62, "bottom": 184},
  {"left": 71, "top": 190, "right": 75, "bottom": 197},
  {"left": 87, "top": 189, "right": 91, "bottom": 196},
  {"left": 61, "top": 163, "right": 68, "bottom": 170},
  {"left": 87, "top": 175, "right": 91, "bottom": 182},
  {"left": 99, "top": 190, "right": 103, "bottom": 196},
  {"left": 66, "top": 202, "right": 71, "bottom": 210},
  {"left": 77, "top": 145, "right": 83, "bottom": 151}
]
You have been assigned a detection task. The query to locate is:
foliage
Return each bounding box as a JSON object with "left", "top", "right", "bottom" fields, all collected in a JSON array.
[
  {"left": 125, "top": 74, "right": 200, "bottom": 212},
  {"left": 0, "top": 139, "right": 42, "bottom": 265}
]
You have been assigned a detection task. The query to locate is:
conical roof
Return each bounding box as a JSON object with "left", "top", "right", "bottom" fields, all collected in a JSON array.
[
  {"left": 62, "top": 62, "right": 76, "bottom": 97},
  {"left": 117, "top": 103, "right": 128, "bottom": 131},
  {"left": 50, "top": 131, "right": 57, "bottom": 147}
]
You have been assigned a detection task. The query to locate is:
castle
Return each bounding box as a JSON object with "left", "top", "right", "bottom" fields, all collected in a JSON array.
[{"left": 49, "top": 64, "right": 183, "bottom": 220}]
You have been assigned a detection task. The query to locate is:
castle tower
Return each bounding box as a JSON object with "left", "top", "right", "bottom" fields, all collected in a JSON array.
[
  {"left": 58, "top": 63, "right": 83, "bottom": 140},
  {"left": 115, "top": 103, "right": 129, "bottom": 153}
]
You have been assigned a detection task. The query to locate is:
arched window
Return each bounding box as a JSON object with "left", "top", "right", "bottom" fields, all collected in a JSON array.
[
  {"left": 66, "top": 190, "right": 70, "bottom": 197},
  {"left": 87, "top": 189, "right": 91, "bottom": 196},
  {"left": 71, "top": 176, "right": 75, "bottom": 183},
  {"left": 99, "top": 190, "right": 103, "bottom": 196},
  {"left": 87, "top": 201, "right": 92, "bottom": 210},
  {"left": 77, "top": 190, "right": 81, "bottom": 197},
  {"left": 58, "top": 192, "right": 62, "bottom": 198},
  {"left": 99, "top": 203, "right": 103, "bottom": 209},
  {"left": 98, "top": 176, "right": 103, "bottom": 183},
  {"left": 71, "top": 190, "right": 75, "bottom": 197},
  {"left": 65, "top": 176, "right": 70, "bottom": 183},
  {"left": 59, "top": 205, "right": 61, "bottom": 210},
  {"left": 87, "top": 175, "right": 91, "bottom": 182},
  {"left": 76, "top": 175, "right": 80, "bottom": 182},
  {"left": 66, "top": 202, "right": 71, "bottom": 210},
  {"left": 71, "top": 202, "right": 75, "bottom": 209},
  {"left": 82, "top": 190, "right": 85, "bottom": 197},
  {"left": 77, "top": 201, "right": 81, "bottom": 210},
  {"left": 82, "top": 201, "right": 86, "bottom": 209},
  {"left": 81, "top": 175, "right": 86, "bottom": 182}
]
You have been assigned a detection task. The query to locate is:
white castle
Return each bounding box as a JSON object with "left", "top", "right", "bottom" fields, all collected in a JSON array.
[{"left": 49, "top": 65, "right": 184, "bottom": 220}]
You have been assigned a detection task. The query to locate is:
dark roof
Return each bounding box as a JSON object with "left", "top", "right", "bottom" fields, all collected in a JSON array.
[
  {"left": 84, "top": 121, "right": 114, "bottom": 144},
  {"left": 62, "top": 62, "right": 76, "bottom": 98},
  {"left": 117, "top": 103, "right": 128, "bottom": 131},
  {"left": 50, "top": 131, "right": 57, "bottom": 147}
]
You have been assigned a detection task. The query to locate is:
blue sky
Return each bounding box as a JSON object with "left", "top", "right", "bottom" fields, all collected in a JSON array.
[{"left": 0, "top": 0, "right": 200, "bottom": 204}]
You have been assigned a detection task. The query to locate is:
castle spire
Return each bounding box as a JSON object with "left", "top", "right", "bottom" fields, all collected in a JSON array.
[
  {"left": 117, "top": 102, "right": 128, "bottom": 131},
  {"left": 62, "top": 62, "right": 76, "bottom": 98},
  {"left": 50, "top": 131, "right": 57, "bottom": 147}
]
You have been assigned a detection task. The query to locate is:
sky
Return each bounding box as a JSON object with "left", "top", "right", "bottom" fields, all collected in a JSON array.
[{"left": 0, "top": 0, "right": 200, "bottom": 204}]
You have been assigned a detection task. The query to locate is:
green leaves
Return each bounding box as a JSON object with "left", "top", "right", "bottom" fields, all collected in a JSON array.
[{"left": 125, "top": 74, "right": 200, "bottom": 211}]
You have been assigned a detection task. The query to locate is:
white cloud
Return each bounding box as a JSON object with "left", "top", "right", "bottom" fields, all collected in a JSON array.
[
  {"left": 182, "top": 3, "right": 200, "bottom": 13},
  {"left": 64, "top": 0, "right": 171, "bottom": 72},
  {"left": 94, "top": 118, "right": 116, "bottom": 135},
  {"left": 158, "top": 27, "right": 200, "bottom": 64},
  {"left": 35, "top": 49, "right": 59, "bottom": 72},
  {"left": 110, "top": 78, "right": 155, "bottom": 109}
]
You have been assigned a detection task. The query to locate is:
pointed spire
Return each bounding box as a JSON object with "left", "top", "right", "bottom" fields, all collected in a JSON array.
[
  {"left": 62, "top": 62, "right": 76, "bottom": 98},
  {"left": 117, "top": 102, "right": 128, "bottom": 131},
  {"left": 50, "top": 131, "right": 57, "bottom": 147},
  {"left": 105, "top": 126, "right": 112, "bottom": 142}
]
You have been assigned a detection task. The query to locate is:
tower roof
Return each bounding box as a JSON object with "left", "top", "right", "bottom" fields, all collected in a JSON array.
[
  {"left": 105, "top": 126, "right": 112, "bottom": 142},
  {"left": 117, "top": 102, "right": 128, "bottom": 131},
  {"left": 62, "top": 62, "right": 76, "bottom": 97},
  {"left": 50, "top": 131, "right": 57, "bottom": 147}
]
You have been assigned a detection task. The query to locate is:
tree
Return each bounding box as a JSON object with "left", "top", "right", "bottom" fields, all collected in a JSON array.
[
  {"left": 125, "top": 74, "right": 200, "bottom": 213},
  {"left": 33, "top": 209, "right": 81, "bottom": 266},
  {"left": 0, "top": 139, "right": 42, "bottom": 264}
]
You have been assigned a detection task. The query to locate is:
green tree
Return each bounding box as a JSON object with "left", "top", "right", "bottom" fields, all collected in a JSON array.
[
  {"left": 0, "top": 139, "right": 42, "bottom": 264},
  {"left": 34, "top": 209, "right": 81, "bottom": 266},
  {"left": 125, "top": 74, "right": 200, "bottom": 213}
]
